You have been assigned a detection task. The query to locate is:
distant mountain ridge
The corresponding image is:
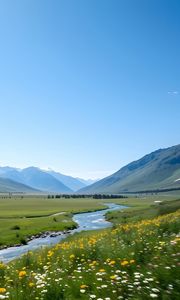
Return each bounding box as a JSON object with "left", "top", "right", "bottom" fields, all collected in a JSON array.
[
  {"left": 0, "top": 167, "right": 72, "bottom": 193},
  {"left": 0, "top": 177, "right": 39, "bottom": 193},
  {"left": 78, "top": 144, "right": 180, "bottom": 194},
  {"left": 77, "top": 178, "right": 99, "bottom": 185},
  {"left": 46, "top": 170, "right": 87, "bottom": 191},
  {"left": 0, "top": 166, "right": 94, "bottom": 193},
  {"left": 1, "top": 145, "right": 179, "bottom": 194}
]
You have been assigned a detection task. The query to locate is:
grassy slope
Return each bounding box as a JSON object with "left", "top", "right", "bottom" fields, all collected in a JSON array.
[{"left": 106, "top": 197, "right": 180, "bottom": 225}]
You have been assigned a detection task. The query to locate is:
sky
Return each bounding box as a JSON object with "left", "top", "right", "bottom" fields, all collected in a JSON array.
[{"left": 0, "top": 0, "right": 179, "bottom": 179}]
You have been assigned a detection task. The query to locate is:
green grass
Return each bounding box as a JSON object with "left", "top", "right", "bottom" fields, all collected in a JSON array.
[
  {"left": 106, "top": 197, "right": 180, "bottom": 225},
  {"left": 0, "top": 196, "right": 179, "bottom": 299},
  {"left": 0, "top": 196, "right": 108, "bottom": 247},
  {"left": 0, "top": 213, "right": 76, "bottom": 247},
  {"left": 0, "top": 194, "right": 179, "bottom": 248},
  {"left": 0, "top": 196, "right": 108, "bottom": 218}
]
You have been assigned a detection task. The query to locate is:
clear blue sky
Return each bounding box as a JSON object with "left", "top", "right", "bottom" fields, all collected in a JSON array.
[{"left": 0, "top": 0, "right": 179, "bottom": 179}]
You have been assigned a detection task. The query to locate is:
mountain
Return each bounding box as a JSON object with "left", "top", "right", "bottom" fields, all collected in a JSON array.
[
  {"left": 47, "top": 170, "right": 87, "bottom": 191},
  {"left": 77, "top": 178, "right": 99, "bottom": 185},
  {"left": 0, "top": 167, "right": 72, "bottom": 193},
  {"left": 0, "top": 177, "right": 39, "bottom": 193},
  {"left": 78, "top": 145, "right": 180, "bottom": 194},
  {"left": 0, "top": 166, "right": 96, "bottom": 192}
]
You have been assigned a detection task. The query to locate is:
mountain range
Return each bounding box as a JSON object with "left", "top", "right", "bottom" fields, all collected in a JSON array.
[
  {"left": 79, "top": 144, "right": 180, "bottom": 194},
  {"left": 0, "top": 177, "right": 39, "bottom": 193},
  {"left": 0, "top": 144, "right": 180, "bottom": 194},
  {"left": 0, "top": 167, "right": 94, "bottom": 193}
]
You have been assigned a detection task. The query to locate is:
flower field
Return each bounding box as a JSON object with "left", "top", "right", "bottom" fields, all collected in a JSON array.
[{"left": 0, "top": 209, "right": 180, "bottom": 300}]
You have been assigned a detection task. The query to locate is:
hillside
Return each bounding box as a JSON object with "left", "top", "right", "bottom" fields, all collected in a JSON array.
[
  {"left": 79, "top": 144, "right": 180, "bottom": 194},
  {"left": 0, "top": 177, "right": 39, "bottom": 193}
]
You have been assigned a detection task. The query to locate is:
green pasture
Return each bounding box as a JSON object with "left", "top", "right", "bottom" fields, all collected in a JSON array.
[
  {"left": 0, "top": 196, "right": 107, "bottom": 247},
  {"left": 0, "top": 196, "right": 107, "bottom": 218}
]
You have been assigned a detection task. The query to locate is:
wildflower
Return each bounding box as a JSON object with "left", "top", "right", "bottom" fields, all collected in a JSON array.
[
  {"left": 0, "top": 289, "right": 6, "bottom": 294},
  {"left": 80, "top": 285, "right": 88, "bottom": 289},
  {"left": 152, "top": 288, "right": 159, "bottom": 293},
  {"left": 150, "top": 293, "right": 158, "bottom": 298},
  {"left": 19, "top": 270, "right": 27, "bottom": 278},
  {"left": 0, "top": 264, "right": 5, "bottom": 270},
  {"left": 168, "top": 284, "right": 173, "bottom": 289},
  {"left": 47, "top": 250, "right": 54, "bottom": 258},
  {"left": 70, "top": 254, "right": 75, "bottom": 259},
  {"left": 109, "top": 260, "right": 116, "bottom": 265},
  {"left": 29, "top": 282, "right": 35, "bottom": 287},
  {"left": 80, "top": 289, "right": 86, "bottom": 293},
  {"left": 110, "top": 275, "right": 117, "bottom": 280},
  {"left": 130, "top": 259, "right": 135, "bottom": 264},
  {"left": 121, "top": 260, "right": 129, "bottom": 266},
  {"left": 135, "top": 274, "right": 141, "bottom": 278}
]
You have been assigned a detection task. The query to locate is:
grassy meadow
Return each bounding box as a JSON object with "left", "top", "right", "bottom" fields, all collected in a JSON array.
[
  {"left": 0, "top": 193, "right": 180, "bottom": 299},
  {"left": 0, "top": 194, "right": 177, "bottom": 247},
  {"left": 0, "top": 196, "right": 107, "bottom": 247}
]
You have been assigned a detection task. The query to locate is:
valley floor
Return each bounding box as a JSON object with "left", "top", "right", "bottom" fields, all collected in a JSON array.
[{"left": 0, "top": 197, "right": 107, "bottom": 247}]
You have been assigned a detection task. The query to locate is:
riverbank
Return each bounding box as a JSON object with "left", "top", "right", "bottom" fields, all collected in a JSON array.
[
  {"left": 0, "top": 203, "right": 112, "bottom": 251},
  {"left": 0, "top": 203, "right": 126, "bottom": 263},
  {"left": 0, "top": 194, "right": 178, "bottom": 249},
  {"left": 0, "top": 197, "right": 110, "bottom": 248},
  {"left": 0, "top": 226, "right": 76, "bottom": 250}
]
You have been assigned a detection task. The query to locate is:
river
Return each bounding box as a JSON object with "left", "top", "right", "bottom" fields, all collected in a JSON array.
[{"left": 0, "top": 203, "right": 126, "bottom": 263}]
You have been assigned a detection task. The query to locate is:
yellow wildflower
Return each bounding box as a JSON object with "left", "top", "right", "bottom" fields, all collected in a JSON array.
[
  {"left": 130, "top": 259, "right": 135, "bottom": 264},
  {"left": 110, "top": 275, "right": 117, "bottom": 280},
  {"left": 0, "top": 288, "right": 6, "bottom": 294},
  {"left": 29, "top": 282, "right": 35, "bottom": 287},
  {"left": 0, "top": 263, "right": 5, "bottom": 270},
  {"left": 109, "top": 260, "right": 116, "bottom": 265},
  {"left": 80, "top": 284, "right": 88, "bottom": 289},
  {"left": 47, "top": 250, "right": 54, "bottom": 258},
  {"left": 99, "top": 268, "right": 106, "bottom": 272},
  {"left": 19, "top": 270, "right": 27, "bottom": 278},
  {"left": 121, "top": 260, "right": 129, "bottom": 266}
]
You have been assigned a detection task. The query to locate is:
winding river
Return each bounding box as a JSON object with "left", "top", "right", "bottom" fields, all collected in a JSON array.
[{"left": 0, "top": 203, "right": 126, "bottom": 263}]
